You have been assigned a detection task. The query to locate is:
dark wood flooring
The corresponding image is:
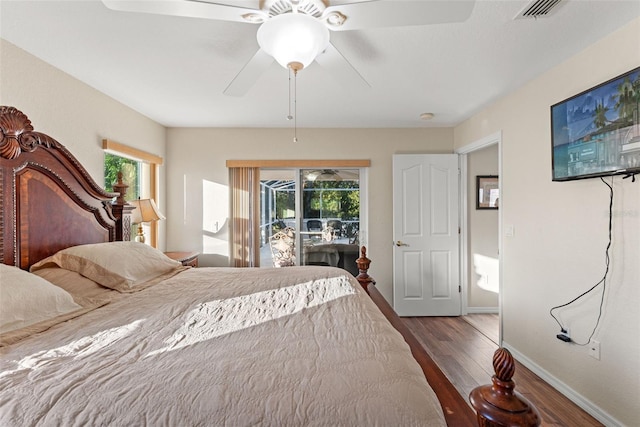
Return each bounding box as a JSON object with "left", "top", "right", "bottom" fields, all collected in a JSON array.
[{"left": 402, "top": 315, "right": 604, "bottom": 427}]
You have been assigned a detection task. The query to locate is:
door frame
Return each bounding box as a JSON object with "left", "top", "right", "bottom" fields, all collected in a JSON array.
[{"left": 455, "top": 131, "right": 503, "bottom": 345}]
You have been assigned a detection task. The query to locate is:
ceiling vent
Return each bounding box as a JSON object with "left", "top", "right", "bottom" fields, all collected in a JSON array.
[{"left": 515, "top": 0, "right": 564, "bottom": 19}]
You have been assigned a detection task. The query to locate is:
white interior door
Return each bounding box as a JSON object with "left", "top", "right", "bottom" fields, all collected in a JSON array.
[{"left": 392, "top": 154, "right": 461, "bottom": 316}]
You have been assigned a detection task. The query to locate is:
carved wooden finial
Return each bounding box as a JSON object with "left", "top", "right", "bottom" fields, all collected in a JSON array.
[
  {"left": 493, "top": 347, "right": 516, "bottom": 382},
  {"left": 469, "top": 348, "right": 541, "bottom": 426},
  {"left": 112, "top": 171, "right": 128, "bottom": 205},
  {"left": 355, "top": 246, "right": 376, "bottom": 292},
  {"left": 0, "top": 106, "right": 56, "bottom": 160}
]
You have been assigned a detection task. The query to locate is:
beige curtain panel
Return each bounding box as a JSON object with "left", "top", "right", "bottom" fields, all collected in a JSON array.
[{"left": 228, "top": 167, "right": 260, "bottom": 267}]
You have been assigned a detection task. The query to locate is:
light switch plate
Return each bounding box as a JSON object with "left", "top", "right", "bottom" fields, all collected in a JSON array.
[{"left": 505, "top": 225, "right": 515, "bottom": 237}]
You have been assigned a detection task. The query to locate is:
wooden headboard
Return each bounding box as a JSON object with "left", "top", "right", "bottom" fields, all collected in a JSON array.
[{"left": 0, "top": 106, "right": 132, "bottom": 269}]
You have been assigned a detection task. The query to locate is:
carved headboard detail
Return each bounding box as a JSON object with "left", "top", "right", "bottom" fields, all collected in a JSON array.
[{"left": 0, "top": 106, "right": 132, "bottom": 269}]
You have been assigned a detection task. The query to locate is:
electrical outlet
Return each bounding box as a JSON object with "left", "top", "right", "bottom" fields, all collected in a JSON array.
[{"left": 588, "top": 340, "right": 601, "bottom": 360}]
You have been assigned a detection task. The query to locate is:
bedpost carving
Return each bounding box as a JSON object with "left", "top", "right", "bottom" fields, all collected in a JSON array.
[
  {"left": 111, "top": 171, "right": 134, "bottom": 242},
  {"left": 469, "top": 347, "right": 541, "bottom": 426},
  {"left": 355, "top": 246, "right": 376, "bottom": 292},
  {"left": 0, "top": 106, "right": 58, "bottom": 159},
  {"left": 112, "top": 171, "right": 128, "bottom": 205}
]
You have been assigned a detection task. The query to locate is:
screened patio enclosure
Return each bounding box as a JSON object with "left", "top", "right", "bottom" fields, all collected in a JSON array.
[{"left": 260, "top": 169, "right": 362, "bottom": 275}]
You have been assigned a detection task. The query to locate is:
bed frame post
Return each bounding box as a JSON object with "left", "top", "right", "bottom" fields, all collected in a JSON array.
[
  {"left": 469, "top": 347, "right": 541, "bottom": 426},
  {"left": 355, "top": 246, "right": 376, "bottom": 293},
  {"left": 111, "top": 171, "right": 134, "bottom": 242}
]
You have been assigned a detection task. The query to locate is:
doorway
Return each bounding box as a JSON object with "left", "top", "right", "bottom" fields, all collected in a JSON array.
[{"left": 457, "top": 131, "right": 502, "bottom": 344}]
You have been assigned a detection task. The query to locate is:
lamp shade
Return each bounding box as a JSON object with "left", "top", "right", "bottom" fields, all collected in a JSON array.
[
  {"left": 129, "top": 198, "right": 165, "bottom": 224},
  {"left": 257, "top": 13, "right": 330, "bottom": 70}
]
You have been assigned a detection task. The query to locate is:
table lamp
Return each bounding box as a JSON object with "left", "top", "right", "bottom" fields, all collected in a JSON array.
[{"left": 129, "top": 198, "right": 165, "bottom": 243}]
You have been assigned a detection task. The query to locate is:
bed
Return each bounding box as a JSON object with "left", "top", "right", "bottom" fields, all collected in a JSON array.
[{"left": 0, "top": 106, "right": 478, "bottom": 426}]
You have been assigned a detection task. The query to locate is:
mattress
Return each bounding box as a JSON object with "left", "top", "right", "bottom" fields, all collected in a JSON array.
[{"left": 0, "top": 266, "right": 446, "bottom": 426}]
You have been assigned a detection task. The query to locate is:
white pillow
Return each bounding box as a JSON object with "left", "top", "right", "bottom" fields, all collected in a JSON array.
[
  {"left": 30, "top": 242, "right": 185, "bottom": 292},
  {"left": 0, "top": 264, "right": 82, "bottom": 334}
]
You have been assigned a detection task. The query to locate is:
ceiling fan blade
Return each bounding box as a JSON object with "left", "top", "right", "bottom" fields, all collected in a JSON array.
[
  {"left": 101, "top": 0, "right": 265, "bottom": 23},
  {"left": 223, "top": 48, "right": 274, "bottom": 97},
  {"left": 315, "top": 43, "right": 370, "bottom": 89},
  {"left": 323, "top": 0, "right": 476, "bottom": 31}
]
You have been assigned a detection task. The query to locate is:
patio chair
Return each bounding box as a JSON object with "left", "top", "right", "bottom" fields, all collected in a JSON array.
[
  {"left": 269, "top": 227, "right": 295, "bottom": 267},
  {"left": 307, "top": 219, "right": 323, "bottom": 232}
]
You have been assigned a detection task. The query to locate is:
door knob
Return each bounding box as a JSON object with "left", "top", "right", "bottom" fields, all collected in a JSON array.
[{"left": 395, "top": 240, "right": 409, "bottom": 247}]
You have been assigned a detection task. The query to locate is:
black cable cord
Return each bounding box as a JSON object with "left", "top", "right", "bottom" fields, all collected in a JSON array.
[{"left": 549, "top": 176, "right": 613, "bottom": 346}]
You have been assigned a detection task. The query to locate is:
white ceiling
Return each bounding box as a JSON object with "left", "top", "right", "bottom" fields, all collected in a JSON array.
[{"left": 1, "top": 0, "right": 639, "bottom": 128}]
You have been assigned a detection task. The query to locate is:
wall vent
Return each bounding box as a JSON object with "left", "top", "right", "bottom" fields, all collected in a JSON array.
[{"left": 515, "top": 0, "right": 564, "bottom": 19}]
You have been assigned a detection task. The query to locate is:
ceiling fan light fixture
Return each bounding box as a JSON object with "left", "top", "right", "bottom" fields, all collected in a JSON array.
[{"left": 257, "top": 12, "right": 330, "bottom": 70}]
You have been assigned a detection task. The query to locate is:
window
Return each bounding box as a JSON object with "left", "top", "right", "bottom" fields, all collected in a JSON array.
[
  {"left": 103, "top": 139, "right": 163, "bottom": 247},
  {"left": 104, "top": 153, "right": 140, "bottom": 200}
]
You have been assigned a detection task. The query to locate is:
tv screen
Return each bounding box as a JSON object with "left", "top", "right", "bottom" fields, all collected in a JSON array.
[{"left": 551, "top": 67, "right": 640, "bottom": 181}]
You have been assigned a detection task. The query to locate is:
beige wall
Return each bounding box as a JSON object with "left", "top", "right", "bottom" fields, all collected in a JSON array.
[
  {"left": 0, "top": 40, "right": 168, "bottom": 248},
  {"left": 165, "top": 127, "right": 454, "bottom": 300},
  {"left": 455, "top": 18, "right": 640, "bottom": 425},
  {"left": 467, "top": 144, "right": 499, "bottom": 310}
]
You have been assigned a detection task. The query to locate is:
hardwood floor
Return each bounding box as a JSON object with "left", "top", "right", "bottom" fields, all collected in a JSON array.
[
  {"left": 462, "top": 313, "right": 499, "bottom": 344},
  {"left": 402, "top": 315, "right": 604, "bottom": 427}
]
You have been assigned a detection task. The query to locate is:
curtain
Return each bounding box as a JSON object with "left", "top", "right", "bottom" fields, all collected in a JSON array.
[{"left": 229, "top": 167, "right": 260, "bottom": 267}]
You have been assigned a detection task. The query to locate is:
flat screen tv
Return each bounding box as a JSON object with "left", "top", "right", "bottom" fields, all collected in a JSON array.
[{"left": 551, "top": 67, "right": 640, "bottom": 181}]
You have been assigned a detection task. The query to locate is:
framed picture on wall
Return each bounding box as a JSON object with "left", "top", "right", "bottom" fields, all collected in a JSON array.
[{"left": 476, "top": 175, "right": 499, "bottom": 209}]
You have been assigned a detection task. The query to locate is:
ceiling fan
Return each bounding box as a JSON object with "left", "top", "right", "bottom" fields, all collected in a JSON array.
[
  {"left": 102, "top": 0, "right": 476, "bottom": 96},
  {"left": 305, "top": 169, "right": 359, "bottom": 182}
]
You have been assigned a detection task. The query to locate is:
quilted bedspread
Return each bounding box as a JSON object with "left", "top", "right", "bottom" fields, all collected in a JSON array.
[{"left": 0, "top": 266, "right": 446, "bottom": 426}]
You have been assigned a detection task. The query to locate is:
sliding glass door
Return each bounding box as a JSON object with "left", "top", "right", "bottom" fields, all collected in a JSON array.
[{"left": 260, "top": 168, "right": 365, "bottom": 275}]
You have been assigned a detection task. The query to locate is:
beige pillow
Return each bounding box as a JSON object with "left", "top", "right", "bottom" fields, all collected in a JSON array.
[
  {"left": 30, "top": 242, "right": 185, "bottom": 292},
  {"left": 32, "top": 267, "right": 119, "bottom": 301},
  {"left": 0, "top": 265, "right": 110, "bottom": 346},
  {"left": 0, "top": 264, "right": 82, "bottom": 334}
]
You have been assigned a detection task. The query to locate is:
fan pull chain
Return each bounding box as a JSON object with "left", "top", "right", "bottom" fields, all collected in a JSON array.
[
  {"left": 293, "top": 68, "right": 298, "bottom": 143},
  {"left": 286, "top": 62, "right": 303, "bottom": 143},
  {"left": 287, "top": 67, "right": 293, "bottom": 122}
]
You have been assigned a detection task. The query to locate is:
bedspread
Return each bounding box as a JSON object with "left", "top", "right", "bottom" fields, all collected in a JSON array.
[{"left": 0, "top": 266, "right": 446, "bottom": 426}]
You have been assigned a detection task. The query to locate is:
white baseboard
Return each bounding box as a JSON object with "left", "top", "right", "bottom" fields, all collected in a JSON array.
[
  {"left": 501, "top": 342, "right": 622, "bottom": 427},
  {"left": 465, "top": 306, "right": 499, "bottom": 314}
]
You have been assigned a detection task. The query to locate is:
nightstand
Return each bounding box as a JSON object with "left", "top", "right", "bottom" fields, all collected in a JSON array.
[{"left": 164, "top": 251, "right": 199, "bottom": 267}]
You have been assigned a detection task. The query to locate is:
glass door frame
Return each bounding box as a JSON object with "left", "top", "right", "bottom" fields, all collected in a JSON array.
[{"left": 260, "top": 167, "right": 368, "bottom": 267}]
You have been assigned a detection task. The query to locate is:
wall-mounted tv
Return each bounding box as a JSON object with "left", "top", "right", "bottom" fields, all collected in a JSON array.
[{"left": 551, "top": 67, "right": 640, "bottom": 181}]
